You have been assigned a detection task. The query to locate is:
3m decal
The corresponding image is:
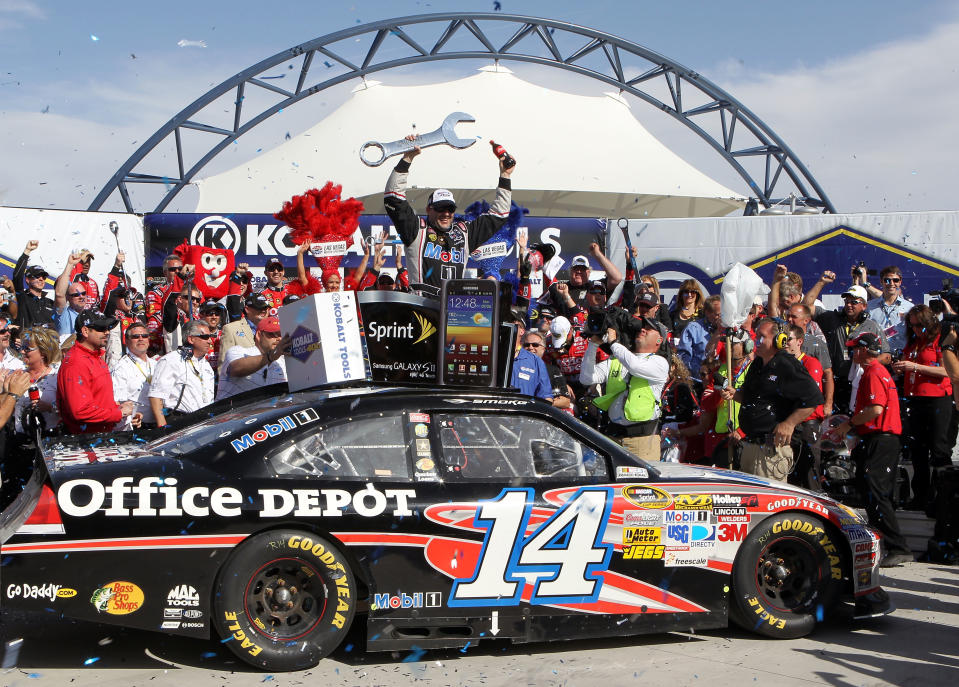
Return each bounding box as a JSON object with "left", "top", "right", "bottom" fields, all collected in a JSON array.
[
  {"left": 371, "top": 592, "right": 442, "bottom": 610},
  {"left": 623, "top": 544, "right": 665, "bottom": 560},
  {"left": 717, "top": 523, "right": 748, "bottom": 542},
  {"left": 90, "top": 581, "right": 144, "bottom": 615},
  {"left": 449, "top": 487, "right": 614, "bottom": 607},
  {"left": 673, "top": 494, "right": 712, "bottom": 510},
  {"left": 621, "top": 486, "right": 672, "bottom": 509}
]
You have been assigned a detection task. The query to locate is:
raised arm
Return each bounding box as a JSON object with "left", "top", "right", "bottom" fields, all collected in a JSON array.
[
  {"left": 589, "top": 242, "right": 623, "bottom": 290},
  {"left": 803, "top": 270, "right": 836, "bottom": 309}
]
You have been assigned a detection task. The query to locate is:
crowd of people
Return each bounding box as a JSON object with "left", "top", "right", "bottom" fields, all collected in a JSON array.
[{"left": 1, "top": 139, "right": 957, "bottom": 569}]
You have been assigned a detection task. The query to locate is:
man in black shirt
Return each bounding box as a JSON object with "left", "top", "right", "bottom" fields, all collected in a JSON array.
[
  {"left": 724, "top": 318, "right": 823, "bottom": 481},
  {"left": 803, "top": 276, "right": 889, "bottom": 411},
  {"left": 12, "top": 240, "right": 57, "bottom": 331}
]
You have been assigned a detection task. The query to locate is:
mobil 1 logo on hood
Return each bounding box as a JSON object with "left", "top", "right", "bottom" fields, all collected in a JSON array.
[{"left": 358, "top": 292, "right": 439, "bottom": 383}]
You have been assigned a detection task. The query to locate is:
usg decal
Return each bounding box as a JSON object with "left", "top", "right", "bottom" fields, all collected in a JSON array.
[
  {"left": 167, "top": 585, "right": 200, "bottom": 607},
  {"left": 90, "top": 581, "right": 144, "bottom": 615}
]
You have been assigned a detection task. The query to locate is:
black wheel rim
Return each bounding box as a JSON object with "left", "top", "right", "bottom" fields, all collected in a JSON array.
[
  {"left": 243, "top": 557, "right": 327, "bottom": 641},
  {"left": 754, "top": 537, "right": 822, "bottom": 613}
]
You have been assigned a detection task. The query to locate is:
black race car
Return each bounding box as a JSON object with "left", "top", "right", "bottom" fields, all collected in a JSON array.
[{"left": 0, "top": 384, "right": 892, "bottom": 671}]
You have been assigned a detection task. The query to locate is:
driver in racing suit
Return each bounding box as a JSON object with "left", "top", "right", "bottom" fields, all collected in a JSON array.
[{"left": 383, "top": 135, "right": 516, "bottom": 288}]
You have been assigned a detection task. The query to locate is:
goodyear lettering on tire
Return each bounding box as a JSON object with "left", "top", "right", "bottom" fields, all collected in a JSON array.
[
  {"left": 769, "top": 520, "right": 842, "bottom": 580},
  {"left": 285, "top": 535, "right": 352, "bottom": 630}
]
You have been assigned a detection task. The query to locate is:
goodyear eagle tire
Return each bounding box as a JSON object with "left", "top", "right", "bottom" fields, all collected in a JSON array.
[
  {"left": 213, "top": 530, "right": 356, "bottom": 671},
  {"left": 729, "top": 513, "right": 843, "bottom": 639}
]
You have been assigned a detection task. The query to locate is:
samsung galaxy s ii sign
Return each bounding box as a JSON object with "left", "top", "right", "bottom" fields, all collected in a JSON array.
[{"left": 358, "top": 291, "right": 439, "bottom": 383}]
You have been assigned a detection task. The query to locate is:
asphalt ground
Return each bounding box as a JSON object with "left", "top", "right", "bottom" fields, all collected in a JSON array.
[{"left": 0, "top": 561, "right": 956, "bottom": 687}]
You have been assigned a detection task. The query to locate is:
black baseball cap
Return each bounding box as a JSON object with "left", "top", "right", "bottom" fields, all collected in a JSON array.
[
  {"left": 529, "top": 242, "right": 556, "bottom": 263},
  {"left": 635, "top": 290, "right": 659, "bottom": 308},
  {"left": 199, "top": 299, "right": 223, "bottom": 314},
  {"left": 264, "top": 258, "right": 284, "bottom": 272},
  {"left": 74, "top": 309, "right": 118, "bottom": 334},
  {"left": 587, "top": 280, "right": 606, "bottom": 294},
  {"left": 846, "top": 332, "right": 882, "bottom": 355},
  {"left": 639, "top": 316, "right": 668, "bottom": 340},
  {"left": 245, "top": 292, "right": 271, "bottom": 310},
  {"left": 24, "top": 265, "right": 48, "bottom": 279}
]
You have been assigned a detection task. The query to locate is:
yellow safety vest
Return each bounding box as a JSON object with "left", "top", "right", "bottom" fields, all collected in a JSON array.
[
  {"left": 592, "top": 358, "right": 658, "bottom": 422},
  {"left": 715, "top": 359, "right": 750, "bottom": 434}
]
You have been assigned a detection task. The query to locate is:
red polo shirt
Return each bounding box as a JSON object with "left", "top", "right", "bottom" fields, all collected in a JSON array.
[
  {"left": 854, "top": 359, "right": 901, "bottom": 435},
  {"left": 57, "top": 342, "right": 123, "bottom": 433}
]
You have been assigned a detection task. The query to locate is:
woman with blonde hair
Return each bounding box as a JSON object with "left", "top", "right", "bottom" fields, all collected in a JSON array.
[
  {"left": 669, "top": 278, "right": 705, "bottom": 340},
  {"left": 15, "top": 326, "right": 62, "bottom": 435}
]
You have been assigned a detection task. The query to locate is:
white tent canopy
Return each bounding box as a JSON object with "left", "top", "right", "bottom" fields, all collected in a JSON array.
[{"left": 195, "top": 67, "right": 745, "bottom": 218}]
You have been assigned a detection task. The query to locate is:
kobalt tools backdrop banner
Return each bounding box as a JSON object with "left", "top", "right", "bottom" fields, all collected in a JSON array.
[
  {"left": 143, "top": 213, "right": 606, "bottom": 289},
  {"left": 607, "top": 211, "right": 959, "bottom": 310}
]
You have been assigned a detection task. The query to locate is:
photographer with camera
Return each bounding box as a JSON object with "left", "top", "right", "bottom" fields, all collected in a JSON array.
[{"left": 579, "top": 315, "right": 669, "bottom": 462}]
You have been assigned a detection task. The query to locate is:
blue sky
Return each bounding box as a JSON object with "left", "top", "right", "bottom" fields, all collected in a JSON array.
[{"left": 2, "top": 0, "right": 958, "bottom": 213}]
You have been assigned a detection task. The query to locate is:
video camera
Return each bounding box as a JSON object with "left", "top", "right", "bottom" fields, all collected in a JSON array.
[
  {"left": 928, "top": 278, "right": 959, "bottom": 315},
  {"left": 851, "top": 261, "right": 877, "bottom": 278},
  {"left": 585, "top": 307, "right": 640, "bottom": 349}
]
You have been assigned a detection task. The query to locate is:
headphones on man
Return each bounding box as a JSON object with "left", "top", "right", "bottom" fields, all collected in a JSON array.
[
  {"left": 770, "top": 318, "right": 789, "bottom": 349},
  {"left": 730, "top": 328, "right": 754, "bottom": 355}
]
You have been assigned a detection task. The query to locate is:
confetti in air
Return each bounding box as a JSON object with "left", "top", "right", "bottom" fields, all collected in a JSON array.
[
  {"left": 90, "top": 35, "right": 99, "bottom": 42},
  {"left": 177, "top": 39, "right": 208, "bottom": 48}
]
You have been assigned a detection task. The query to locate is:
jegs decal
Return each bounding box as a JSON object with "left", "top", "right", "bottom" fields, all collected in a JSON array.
[{"left": 449, "top": 487, "right": 614, "bottom": 607}]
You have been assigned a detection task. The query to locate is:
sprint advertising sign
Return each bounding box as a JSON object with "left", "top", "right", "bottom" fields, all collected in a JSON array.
[
  {"left": 357, "top": 291, "right": 440, "bottom": 383},
  {"left": 278, "top": 292, "right": 369, "bottom": 391}
]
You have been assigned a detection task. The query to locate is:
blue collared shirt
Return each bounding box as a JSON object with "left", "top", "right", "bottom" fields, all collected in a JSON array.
[
  {"left": 867, "top": 295, "right": 914, "bottom": 355},
  {"left": 511, "top": 348, "right": 553, "bottom": 400},
  {"left": 56, "top": 305, "right": 81, "bottom": 338}
]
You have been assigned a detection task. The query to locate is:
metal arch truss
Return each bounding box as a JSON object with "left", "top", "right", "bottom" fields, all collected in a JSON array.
[{"left": 89, "top": 12, "right": 836, "bottom": 214}]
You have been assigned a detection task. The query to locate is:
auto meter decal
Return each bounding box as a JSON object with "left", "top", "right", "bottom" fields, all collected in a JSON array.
[{"left": 90, "top": 581, "right": 144, "bottom": 615}]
